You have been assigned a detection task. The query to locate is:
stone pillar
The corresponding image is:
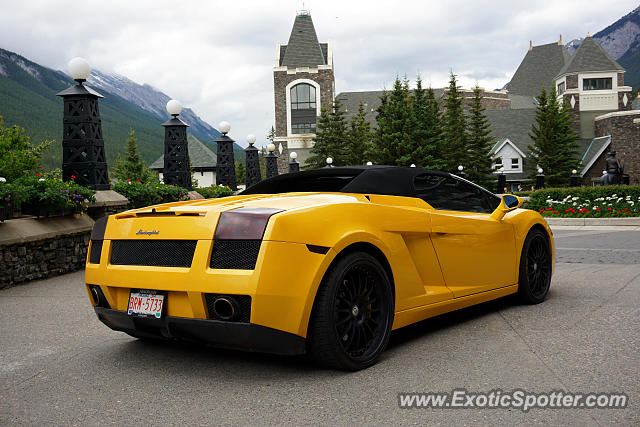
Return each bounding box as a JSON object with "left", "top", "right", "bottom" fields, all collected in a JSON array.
[
  {"left": 245, "top": 138, "right": 261, "bottom": 188},
  {"left": 161, "top": 116, "right": 191, "bottom": 190},
  {"left": 215, "top": 123, "right": 237, "bottom": 190}
]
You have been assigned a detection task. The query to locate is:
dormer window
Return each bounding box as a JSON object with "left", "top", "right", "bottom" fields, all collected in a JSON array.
[
  {"left": 583, "top": 78, "right": 612, "bottom": 91},
  {"left": 290, "top": 83, "right": 318, "bottom": 134}
]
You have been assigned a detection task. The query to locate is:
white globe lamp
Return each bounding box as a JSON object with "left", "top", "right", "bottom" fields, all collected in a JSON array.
[
  {"left": 219, "top": 121, "right": 231, "bottom": 135},
  {"left": 290, "top": 151, "right": 298, "bottom": 160},
  {"left": 246, "top": 134, "right": 256, "bottom": 146},
  {"left": 68, "top": 57, "right": 91, "bottom": 82},
  {"left": 166, "top": 99, "right": 182, "bottom": 117},
  {"left": 267, "top": 143, "right": 276, "bottom": 152}
]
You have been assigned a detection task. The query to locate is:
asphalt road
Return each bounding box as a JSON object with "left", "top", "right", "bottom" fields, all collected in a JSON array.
[{"left": 2, "top": 227, "right": 639, "bottom": 425}]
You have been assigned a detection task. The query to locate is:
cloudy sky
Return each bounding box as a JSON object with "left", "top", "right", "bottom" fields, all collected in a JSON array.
[{"left": 1, "top": 0, "right": 638, "bottom": 146}]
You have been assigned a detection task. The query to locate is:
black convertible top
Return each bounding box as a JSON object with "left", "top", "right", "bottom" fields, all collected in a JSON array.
[{"left": 241, "top": 165, "right": 452, "bottom": 197}]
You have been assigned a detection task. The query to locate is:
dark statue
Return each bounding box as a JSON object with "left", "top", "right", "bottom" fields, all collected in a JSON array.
[{"left": 600, "top": 150, "right": 623, "bottom": 185}]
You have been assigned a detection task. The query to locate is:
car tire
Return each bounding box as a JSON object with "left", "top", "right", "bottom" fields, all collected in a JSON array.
[
  {"left": 307, "top": 251, "right": 394, "bottom": 371},
  {"left": 517, "top": 228, "right": 552, "bottom": 304}
]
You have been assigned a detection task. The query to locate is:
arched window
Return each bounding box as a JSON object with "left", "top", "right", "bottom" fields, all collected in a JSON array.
[
  {"left": 291, "top": 84, "right": 316, "bottom": 110},
  {"left": 290, "top": 83, "right": 317, "bottom": 134}
]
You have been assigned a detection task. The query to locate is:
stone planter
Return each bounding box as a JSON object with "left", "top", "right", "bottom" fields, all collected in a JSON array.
[{"left": 21, "top": 203, "right": 75, "bottom": 219}]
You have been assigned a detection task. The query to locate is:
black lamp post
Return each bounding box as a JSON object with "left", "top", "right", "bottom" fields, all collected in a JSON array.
[
  {"left": 161, "top": 100, "right": 192, "bottom": 190},
  {"left": 570, "top": 169, "right": 579, "bottom": 187},
  {"left": 536, "top": 168, "right": 545, "bottom": 189},
  {"left": 56, "top": 57, "right": 110, "bottom": 190},
  {"left": 244, "top": 134, "right": 261, "bottom": 188},
  {"left": 266, "top": 143, "right": 279, "bottom": 179},
  {"left": 496, "top": 167, "right": 506, "bottom": 194},
  {"left": 215, "top": 121, "right": 237, "bottom": 190},
  {"left": 457, "top": 165, "right": 466, "bottom": 179},
  {"left": 288, "top": 151, "right": 300, "bottom": 173}
]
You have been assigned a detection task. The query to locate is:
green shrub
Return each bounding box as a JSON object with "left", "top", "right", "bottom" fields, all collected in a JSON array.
[
  {"left": 195, "top": 185, "right": 234, "bottom": 199},
  {"left": 113, "top": 180, "right": 189, "bottom": 208},
  {"left": 524, "top": 185, "right": 640, "bottom": 217},
  {"left": 12, "top": 176, "right": 96, "bottom": 215},
  {"left": 0, "top": 117, "right": 53, "bottom": 181}
]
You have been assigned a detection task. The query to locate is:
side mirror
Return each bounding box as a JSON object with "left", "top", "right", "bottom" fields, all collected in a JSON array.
[{"left": 489, "top": 194, "right": 523, "bottom": 221}]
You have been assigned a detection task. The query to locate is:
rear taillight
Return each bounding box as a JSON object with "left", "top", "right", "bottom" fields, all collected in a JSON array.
[{"left": 214, "top": 208, "right": 282, "bottom": 240}]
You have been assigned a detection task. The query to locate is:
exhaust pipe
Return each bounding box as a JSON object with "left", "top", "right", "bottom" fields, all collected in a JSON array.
[
  {"left": 90, "top": 286, "right": 101, "bottom": 306},
  {"left": 212, "top": 296, "right": 239, "bottom": 321}
]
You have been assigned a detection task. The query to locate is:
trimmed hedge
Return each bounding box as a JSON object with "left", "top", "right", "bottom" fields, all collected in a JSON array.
[
  {"left": 524, "top": 185, "right": 640, "bottom": 217},
  {"left": 113, "top": 180, "right": 189, "bottom": 208},
  {"left": 195, "top": 185, "right": 234, "bottom": 199}
]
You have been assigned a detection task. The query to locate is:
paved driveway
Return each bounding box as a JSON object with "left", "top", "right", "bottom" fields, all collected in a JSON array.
[{"left": 1, "top": 227, "right": 639, "bottom": 425}]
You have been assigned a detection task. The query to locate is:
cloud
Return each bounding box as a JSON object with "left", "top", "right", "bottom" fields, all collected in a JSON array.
[{"left": 0, "top": 0, "right": 637, "bottom": 147}]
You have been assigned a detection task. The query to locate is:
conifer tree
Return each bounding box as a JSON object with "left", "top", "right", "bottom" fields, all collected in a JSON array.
[
  {"left": 112, "top": 130, "right": 152, "bottom": 183},
  {"left": 466, "top": 85, "right": 494, "bottom": 186},
  {"left": 266, "top": 125, "right": 276, "bottom": 144},
  {"left": 370, "top": 77, "right": 412, "bottom": 165},
  {"left": 346, "top": 102, "right": 372, "bottom": 165},
  {"left": 410, "top": 77, "right": 446, "bottom": 170},
  {"left": 307, "top": 98, "right": 348, "bottom": 168},
  {"left": 441, "top": 72, "right": 468, "bottom": 171},
  {"left": 528, "top": 87, "right": 579, "bottom": 187}
]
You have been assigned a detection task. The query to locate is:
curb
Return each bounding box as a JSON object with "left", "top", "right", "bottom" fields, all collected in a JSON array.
[{"left": 543, "top": 217, "right": 640, "bottom": 226}]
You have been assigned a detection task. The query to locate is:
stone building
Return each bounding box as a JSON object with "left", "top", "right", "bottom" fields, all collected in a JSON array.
[
  {"left": 271, "top": 15, "right": 639, "bottom": 186},
  {"left": 273, "top": 10, "right": 335, "bottom": 172}
]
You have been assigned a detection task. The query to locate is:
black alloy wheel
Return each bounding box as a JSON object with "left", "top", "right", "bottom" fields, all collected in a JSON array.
[
  {"left": 308, "top": 251, "right": 394, "bottom": 370},
  {"left": 518, "top": 229, "right": 552, "bottom": 304}
]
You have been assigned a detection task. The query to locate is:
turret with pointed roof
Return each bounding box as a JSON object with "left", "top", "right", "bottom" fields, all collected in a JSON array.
[
  {"left": 273, "top": 11, "right": 335, "bottom": 172},
  {"left": 555, "top": 35, "right": 624, "bottom": 78},
  {"left": 507, "top": 39, "right": 571, "bottom": 96}
]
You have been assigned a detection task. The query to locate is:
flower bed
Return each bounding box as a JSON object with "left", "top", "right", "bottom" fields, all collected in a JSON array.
[
  {"left": 524, "top": 185, "right": 640, "bottom": 217},
  {"left": 113, "top": 180, "right": 189, "bottom": 208},
  {"left": 2, "top": 176, "right": 95, "bottom": 218},
  {"left": 194, "top": 185, "right": 234, "bottom": 199}
]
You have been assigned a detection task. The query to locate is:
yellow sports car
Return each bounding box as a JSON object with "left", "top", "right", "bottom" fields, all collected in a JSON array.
[{"left": 85, "top": 166, "right": 554, "bottom": 370}]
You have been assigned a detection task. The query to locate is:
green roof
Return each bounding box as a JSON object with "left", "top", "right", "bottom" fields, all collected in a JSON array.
[
  {"left": 280, "top": 13, "right": 326, "bottom": 68},
  {"left": 149, "top": 134, "right": 217, "bottom": 170},
  {"left": 507, "top": 42, "right": 571, "bottom": 96},
  {"left": 557, "top": 36, "right": 624, "bottom": 76}
]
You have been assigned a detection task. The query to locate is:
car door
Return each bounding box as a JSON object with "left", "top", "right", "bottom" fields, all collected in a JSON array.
[{"left": 414, "top": 174, "right": 517, "bottom": 298}]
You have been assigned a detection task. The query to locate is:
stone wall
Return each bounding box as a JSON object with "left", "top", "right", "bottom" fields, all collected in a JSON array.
[
  {"left": 618, "top": 72, "right": 624, "bottom": 87},
  {"left": 618, "top": 92, "right": 632, "bottom": 111},
  {"left": 1, "top": 231, "right": 89, "bottom": 288},
  {"left": 594, "top": 112, "right": 640, "bottom": 185}
]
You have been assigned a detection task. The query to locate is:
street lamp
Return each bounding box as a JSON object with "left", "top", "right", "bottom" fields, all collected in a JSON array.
[
  {"left": 570, "top": 169, "right": 579, "bottom": 187},
  {"left": 325, "top": 157, "right": 333, "bottom": 168},
  {"left": 244, "top": 134, "right": 261, "bottom": 188},
  {"left": 289, "top": 151, "right": 300, "bottom": 173},
  {"left": 536, "top": 168, "right": 545, "bottom": 190},
  {"left": 266, "top": 143, "right": 279, "bottom": 179},
  {"left": 457, "top": 165, "right": 465, "bottom": 178},
  {"left": 215, "top": 121, "right": 237, "bottom": 190},
  {"left": 496, "top": 166, "right": 506, "bottom": 194},
  {"left": 56, "top": 57, "right": 110, "bottom": 190},
  {"left": 161, "top": 99, "right": 191, "bottom": 190},
  {"left": 410, "top": 164, "right": 416, "bottom": 168},
  {"left": 366, "top": 161, "right": 373, "bottom": 166}
]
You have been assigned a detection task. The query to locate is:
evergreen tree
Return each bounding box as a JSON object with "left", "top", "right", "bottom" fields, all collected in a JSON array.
[
  {"left": 410, "top": 78, "right": 446, "bottom": 170},
  {"left": 345, "top": 102, "right": 372, "bottom": 165},
  {"left": 235, "top": 161, "right": 246, "bottom": 184},
  {"left": 466, "top": 85, "right": 494, "bottom": 186},
  {"left": 441, "top": 72, "right": 468, "bottom": 171},
  {"left": 266, "top": 126, "right": 276, "bottom": 144},
  {"left": 112, "top": 130, "right": 152, "bottom": 183},
  {"left": 370, "top": 77, "right": 413, "bottom": 165},
  {"left": 307, "top": 98, "right": 348, "bottom": 168},
  {"left": 528, "top": 87, "right": 579, "bottom": 187}
]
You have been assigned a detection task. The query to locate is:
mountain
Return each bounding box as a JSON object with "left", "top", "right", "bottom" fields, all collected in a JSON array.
[
  {"left": 565, "top": 6, "right": 640, "bottom": 90},
  {"left": 0, "top": 48, "right": 244, "bottom": 171}
]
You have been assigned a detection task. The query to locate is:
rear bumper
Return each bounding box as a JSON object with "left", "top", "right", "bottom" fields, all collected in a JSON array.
[{"left": 94, "top": 307, "right": 306, "bottom": 355}]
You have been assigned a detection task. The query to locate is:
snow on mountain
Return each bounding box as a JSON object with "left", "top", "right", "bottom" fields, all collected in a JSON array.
[{"left": 87, "top": 70, "right": 221, "bottom": 142}]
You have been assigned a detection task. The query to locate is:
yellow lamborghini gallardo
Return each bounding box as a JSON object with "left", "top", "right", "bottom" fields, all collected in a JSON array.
[{"left": 85, "top": 166, "right": 554, "bottom": 370}]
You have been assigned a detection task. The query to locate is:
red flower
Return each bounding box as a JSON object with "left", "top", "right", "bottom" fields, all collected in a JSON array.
[
  {"left": 71, "top": 174, "right": 76, "bottom": 179},
  {"left": 127, "top": 179, "right": 131, "bottom": 182},
  {"left": 36, "top": 173, "right": 41, "bottom": 177},
  {"left": 608, "top": 207, "right": 612, "bottom": 211},
  {"left": 539, "top": 209, "right": 544, "bottom": 212},
  {"left": 618, "top": 210, "right": 621, "bottom": 213},
  {"left": 137, "top": 180, "right": 141, "bottom": 183},
  {"left": 596, "top": 207, "right": 600, "bottom": 211}
]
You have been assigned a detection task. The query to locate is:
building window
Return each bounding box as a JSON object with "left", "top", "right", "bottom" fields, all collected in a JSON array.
[
  {"left": 583, "top": 78, "right": 612, "bottom": 91},
  {"left": 557, "top": 81, "right": 565, "bottom": 95},
  {"left": 291, "top": 84, "right": 316, "bottom": 110},
  {"left": 290, "top": 83, "right": 317, "bottom": 134},
  {"left": 291, "top": 123, "right": 316, "bottom": 134},
  {"left": 511, "top": 158, "right": 519, "bottom": 169},
  {"left": 493, "top": 157, "right": 503, "bottom": 168}
]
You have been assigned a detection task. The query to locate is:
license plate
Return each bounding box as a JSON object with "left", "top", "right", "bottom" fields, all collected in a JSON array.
[{"left": 127, "top": 290, "right": 164, "bottom": 318}]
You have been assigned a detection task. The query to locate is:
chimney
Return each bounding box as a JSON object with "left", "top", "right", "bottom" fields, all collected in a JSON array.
[
  {"left": 558, "top": 34, "right": 563, "bottom": 45},
  {"left": 529, "top": 40, "right": 533, "bottom": 51}
]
